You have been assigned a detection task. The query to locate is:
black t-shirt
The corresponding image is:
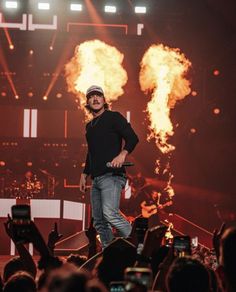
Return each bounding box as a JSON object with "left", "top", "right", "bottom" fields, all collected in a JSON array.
[{"left": 83, "top": 110, "right": 139, "bottom": 178}]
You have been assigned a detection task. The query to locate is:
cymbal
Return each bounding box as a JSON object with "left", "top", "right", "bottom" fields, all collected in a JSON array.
[{"left": 39, "top": 168, "right": 54, "bottom": 177}]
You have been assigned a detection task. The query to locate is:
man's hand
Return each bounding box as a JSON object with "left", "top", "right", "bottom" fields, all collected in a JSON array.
[
  {"left": 85, "top": 218, "right": 97, "bottom": 242},
  {"left": 213, "top": 222, "right": 226, "bottom": 260},
  {"left": 48, "top": 222, "right": 63, "bottom": 251},
  {"left": 4, "top": 214, "right": 17, "bottom": 242},
  {"left": 110, "top": 150, "right": 128, "bottom": 168},
  {"left": 80, "top": 173, "right": 87, "bottom": 193}
]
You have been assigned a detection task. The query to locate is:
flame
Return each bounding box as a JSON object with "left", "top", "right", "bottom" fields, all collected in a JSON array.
[
  {"left": 140, "top": 44, "right": 191, "bottom": 198},
  {"left": 140, "top": 44, "right": 191, "bottom": 154},
  {"left": 65, "top": 39, "right": 127, "bottom": 116}
]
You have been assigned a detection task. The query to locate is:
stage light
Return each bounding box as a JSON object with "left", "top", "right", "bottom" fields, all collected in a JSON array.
[
  {"left": 1, "top": 92, "right": 7, "bottom": 97},
  {"left": 27, "top": 161, "right": 33, "bottom": 167},
  {"left": 9, "top": 44, "right": 14, "bottom": 50},
  {"left": 135, "top": 6, "right": 146, "bottom": 13},
  {"left": 27, "top": 92, "right": 34, "bottom": 97},
  {"left": 43, "top": 95, "right": 48, "bottom": 100},
  {"left": 104, "top": 5, "right": 117, "bottom": 13},
  {"left": 5, "top": 1, "right": 18, "bottom": 9},
  {"left": 15, "top": 95, "right": 19, "bottom": 99},
  {"left": 0, "top": 161, "right": 6, "bottom": 166},
  {"left": 29, "top": 49, "right": 34, "bottom": 55},
  {"left": 191, "top": 91, "right": 197, "bottom": 96},
  {"left": 49, "top": 45, "right": 53, "bottom": 51},
  {"left": 70, "top": 3, "right": 82, "bottom": 11},
  {"left": 38, "top": 2, "right": 50, "bottom": 10},
  {"left": 213, "top": 108, "right": 220, "bottom": 115},
  {"left": 213, "top": 69, "right": 220, "bottom": 76},
  {"left": 190, "top": 128, "right": 196, "bottom": 134},
  {"left": 56, "top": 93, "right": 62, "bottom": 98}
]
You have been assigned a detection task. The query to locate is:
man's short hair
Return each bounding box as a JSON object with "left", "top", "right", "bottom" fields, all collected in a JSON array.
[{"left": 3, "top": 271, "right": 36, "bottom": 292}]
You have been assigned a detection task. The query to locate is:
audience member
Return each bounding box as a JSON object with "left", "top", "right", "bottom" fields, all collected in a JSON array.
[
  {"left": 166, "top": 257, "right": 210, "bottom": 292},
  {"left": 3, "top": 271, "right": 36, "bottom": 292},
  {"left": 217, "top": 227, "right": 236, "bottom": 292}
]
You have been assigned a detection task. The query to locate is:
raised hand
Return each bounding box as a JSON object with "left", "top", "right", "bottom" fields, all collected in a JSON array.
[
  {"left": 4, "top": 214, "right": 15, "bottom": 241},
  {"left": 213, "top": 222, "right": 226, "bottom": 260},
  {"left": 48, "top": 222, "right": 63, "bottom": 253},
  {"left": 85, "top": 218, "right": 96, "bottom": 242}
]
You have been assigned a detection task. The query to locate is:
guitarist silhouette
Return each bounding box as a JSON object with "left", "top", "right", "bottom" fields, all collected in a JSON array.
[{"left": 140, "top": 191, "right": 173, "bottom": 228}]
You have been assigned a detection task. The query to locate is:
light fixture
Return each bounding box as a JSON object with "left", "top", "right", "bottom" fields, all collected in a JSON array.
[
  {"left": 5, "top": 1, "right": 18, "bottom": 9},
  {"left": 213, "top": 69, "right": 220, "bottom": 76},
  {"left": 38, "top": 2, "right": 50, "bottom": 10},
  {"left": 213, "top": 108, "right": 220, "bottom": 115},
  {"left": 70, "top": 3, "right": 82, "bottom": 11},
  {"left": 135, "top": 6, "right": 146, "bottom": 14},
  {"left": 104, "top": 5, "right": 116, "bottom": 13}
]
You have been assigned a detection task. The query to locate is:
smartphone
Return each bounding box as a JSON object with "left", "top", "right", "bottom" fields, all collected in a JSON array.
[
  {"left": 11, "top": 204, "right": 31, "bottom": 223},
  {"left": 125, "top": 267, "right": 152, "bottom": 289},
  {"left": 173, "top": 235, "right": 191, "bottom": 257},
  {"left": 191, "top": 236, "right": 198, "bottom": 248},
  {"left": 110, "top": 281, "right": 126, "bottom": 292},
  {"left": 11, "top": 204, "right": 31, "bottom": 243}
]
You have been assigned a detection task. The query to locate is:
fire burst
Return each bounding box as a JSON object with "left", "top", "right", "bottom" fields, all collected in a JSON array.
[
  {"left": 139, "top": 44, "right": 191, "bottom": 197},
  {"left": 65, "top": 39, "right": 127, "bottom": 117}
]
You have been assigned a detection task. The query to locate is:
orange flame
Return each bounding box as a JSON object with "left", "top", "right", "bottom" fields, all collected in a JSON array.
[
  {"left": 140, "top": 44, "right": 191, "bottom": 198},
  {"left": 65, "top": 39, "right": 127, "bottom": 117},
  {"left": 140, "top": 44, "right": 191, "bottom": 154}
]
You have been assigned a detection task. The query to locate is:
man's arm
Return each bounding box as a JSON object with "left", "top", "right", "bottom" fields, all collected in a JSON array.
[
  {"left": 111, "top": 112, "right": 139, "bottom": 167},
  {"left": 114, "top": 112, "right": 139, "bottom": 153},
  {"left": 80, "top": 152, "right": 90, "bottom": 192},
  {"left": 4, "top": 218, "right": 37, "bottom": 278}
]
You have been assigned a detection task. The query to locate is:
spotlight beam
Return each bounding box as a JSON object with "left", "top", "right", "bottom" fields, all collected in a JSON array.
[
  {"left": 0, "top": 43, "right": 18, "bottom": 98},
  {"left": 43, "top": 41, "right": 73, "bottom": 99}
]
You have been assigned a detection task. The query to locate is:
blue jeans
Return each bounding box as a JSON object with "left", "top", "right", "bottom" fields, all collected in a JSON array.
[{"left": 90, "top": 173, "right": 132, "bottom": 249}]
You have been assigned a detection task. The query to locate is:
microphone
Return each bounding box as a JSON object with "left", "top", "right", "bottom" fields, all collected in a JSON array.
[{"left": 106, "top": 162, "right": 134, "bottom": 168}]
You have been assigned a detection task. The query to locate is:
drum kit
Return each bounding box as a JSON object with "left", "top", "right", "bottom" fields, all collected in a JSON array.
[
  {"left": 3, "top": 174, "right": 43, "bottom": 198},
  {"left": 1, "top": 169, "right": 55, "bottom": 198}
]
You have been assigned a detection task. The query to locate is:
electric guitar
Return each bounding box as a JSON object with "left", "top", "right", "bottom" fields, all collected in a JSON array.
[{"left": 141, "top": 200, "right": 173, "bottom": 218}]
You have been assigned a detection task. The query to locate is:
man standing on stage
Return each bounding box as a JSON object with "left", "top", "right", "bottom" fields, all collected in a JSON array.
[{"left": 79, "top": 85, "right": 139, "bottom": 249}]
